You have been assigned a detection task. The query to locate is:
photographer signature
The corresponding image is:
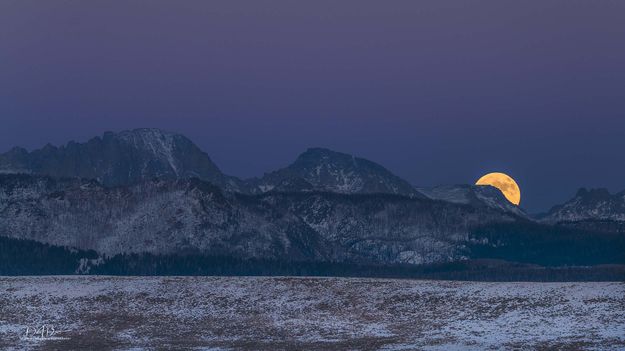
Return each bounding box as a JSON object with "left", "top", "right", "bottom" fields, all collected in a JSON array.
[{"left": 21, "top": 325, "right": 69, "bottom": 341}]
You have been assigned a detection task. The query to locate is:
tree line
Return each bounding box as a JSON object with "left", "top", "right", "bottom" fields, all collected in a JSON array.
[{"left": 1, "top": 235, "right": 624, "bottom": 281}]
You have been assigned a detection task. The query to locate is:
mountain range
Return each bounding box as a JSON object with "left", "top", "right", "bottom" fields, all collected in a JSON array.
[
  {"left": 0, "top": 128, "right": 623, "bottom": 273},
  {"left": 0, "top": 129, "right": 244, "bottom": 191},
  {"left": 0, "top": 129, "right": 524, "bottom": 211}
]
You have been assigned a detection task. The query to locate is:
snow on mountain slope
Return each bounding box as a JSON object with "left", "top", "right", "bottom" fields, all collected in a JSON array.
[
  {"left": 249, "top": 148, "right": 424, "bottom": 197},
  {"left": 116, "top": 129, "right": 182, "bottom": 176},
  {"left": 543, "top": 188, "right": 625, "bottom": 223},
  {"left": 0, "top": 130, "right": 425, "bottom": 198},
  {"left": 0, "top": 174, "right": 516, "bottom": 264},
  {"left": 417, "top": 184, "right": 528, "bottom": 218},
  {"left": 0, "top": 128, "right": 243, "bottom": 191}
]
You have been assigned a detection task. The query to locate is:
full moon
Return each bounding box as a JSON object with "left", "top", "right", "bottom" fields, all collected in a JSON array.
[{"left": 475, "top": 172, "right": 521, "bottom": 205}]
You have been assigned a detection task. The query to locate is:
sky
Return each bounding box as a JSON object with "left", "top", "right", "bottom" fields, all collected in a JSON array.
[{"left": 1, "top": 1, "right": 625, "bottom": 213}]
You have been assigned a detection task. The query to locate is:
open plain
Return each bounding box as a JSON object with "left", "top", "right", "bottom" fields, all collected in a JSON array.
[{"left": 1, "top": 276, "right": 624, "bottom": 350}]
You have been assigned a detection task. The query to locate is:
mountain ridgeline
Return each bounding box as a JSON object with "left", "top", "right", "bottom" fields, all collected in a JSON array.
[
  {"left": 0, "top": 174, "right": 515, "bottom": 263},
  {"left": 0, "top": 129, "right": 623, "bottom": 277},
  {"left": 0, "top": 129, "right": 427, "bottom": 197},
  {"left": 542, "top": 188, "right": 625, "bottom": 230},
  {"left": 248, "top": 147, "right": 425, "bottom": 197},
  {"left": 0, "top": 129, "right": 244, "bottom": 191}
]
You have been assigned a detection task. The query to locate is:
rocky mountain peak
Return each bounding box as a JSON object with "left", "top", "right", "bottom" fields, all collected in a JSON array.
[
  {"left": 116, "top": 128, "right": 177, "bottom": 143},
  {"left": 293, "top": 147, "right": 355, "bottom": 164},
  {"left": 574, "top": 188, "right": 612, "bottom": 202},
  {"left": 251, "top": 147, "right": 422, "bottom": 196},
  {"left": 544, "top": 188, "right": 625, "bottom": 223},
  {"left": 113, "top": 128, "right": 189, "bottom": 176},
  {"left": 0, "top": 129, "right": 242, "bottom": 191}
]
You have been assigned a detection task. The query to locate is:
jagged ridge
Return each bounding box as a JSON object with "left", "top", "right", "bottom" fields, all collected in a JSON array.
[
  {"left": 0, "top": 128, "right": 244, "bottom": 191},
  {"left": 0, "top": 174, "right": 517, "bottom": 264},
  {"left": 544, "top": 188, "right": 625, "bottom": 223}
]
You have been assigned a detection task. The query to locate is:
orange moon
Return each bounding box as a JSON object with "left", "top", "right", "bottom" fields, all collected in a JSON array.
[{"left": 475, "top": 172, "right": 521, "bottom": 205}]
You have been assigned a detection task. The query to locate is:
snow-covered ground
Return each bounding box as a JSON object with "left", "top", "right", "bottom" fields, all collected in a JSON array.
[{"left": 0, "top": 276, "right": 623, "bottom": 350}]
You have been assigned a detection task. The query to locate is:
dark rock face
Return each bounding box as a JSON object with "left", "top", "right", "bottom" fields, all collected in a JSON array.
[
  {"left": 0, "top": 129, "right": 243, "bottom": 191},
  {"left": 417, "top": 184, "right": 528, "bottom": 218},
  {"left": 0, "top": 174, "right": 515, "bottom": 264},
  {"left": 543, "top": 188, "right": 625, "bottom": 224},
  {"left": 249, "top": 148, "right": 424, "bottom": 197}
]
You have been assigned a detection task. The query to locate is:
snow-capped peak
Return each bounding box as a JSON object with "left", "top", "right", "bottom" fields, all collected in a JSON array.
[
  {"left": 251, "top": 147, "right": 422, "bottom": 197},
  {"left": 543, "top": 188, "right": 625, "bottom": 223}
]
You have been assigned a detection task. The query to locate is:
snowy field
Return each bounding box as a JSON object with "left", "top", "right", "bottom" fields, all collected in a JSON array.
[{"left": 0, "top": 276, "right": 624, "bottom": 350}]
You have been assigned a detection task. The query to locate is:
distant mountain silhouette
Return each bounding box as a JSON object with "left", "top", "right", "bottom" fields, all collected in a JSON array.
[
  {"left": 248, "top": 147, "right": 424, "bottom": 197},
  {"left": 542, "top": 188, "right": 625, "bottom": 232},
  {"left": 0, "top": 128, "right": 243, "bottom": 191}
]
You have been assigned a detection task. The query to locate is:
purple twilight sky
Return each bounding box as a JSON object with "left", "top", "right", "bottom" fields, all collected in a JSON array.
[{"left": 1, "top": 1, "right": 625, "bottom": 213}]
